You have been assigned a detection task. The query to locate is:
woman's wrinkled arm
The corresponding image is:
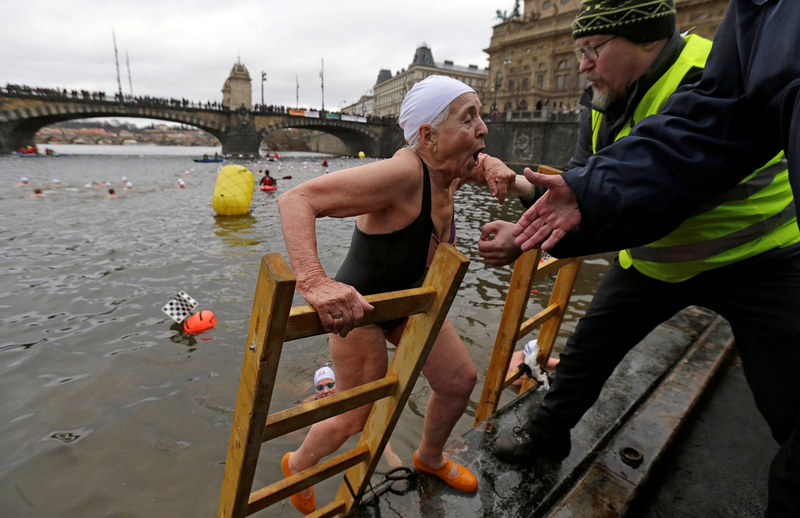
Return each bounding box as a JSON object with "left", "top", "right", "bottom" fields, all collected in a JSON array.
[{"left": 277, "top": 154, "right": 419, "bottom": 336}]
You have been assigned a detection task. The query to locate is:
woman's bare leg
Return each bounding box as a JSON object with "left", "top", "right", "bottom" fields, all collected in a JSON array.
[
  {"left": 413, "top": 317, "right": 477, "bottom": 475},
  {"left": 287, "top": 324, "right": 388, "bottom": 495}
]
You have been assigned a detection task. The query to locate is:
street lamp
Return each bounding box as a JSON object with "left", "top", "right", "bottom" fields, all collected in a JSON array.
[
  {"left": 261, "top": 71, "right": 267, "bottom": 108},
  {"left": 361, "top": 89, "right": 372, "bottom": 116},
  {"left": 338, "top": 100, "right": 347, "bottom": 112},
  {"left": 493, "top": 59, "right": 512, "bottom": 112}
]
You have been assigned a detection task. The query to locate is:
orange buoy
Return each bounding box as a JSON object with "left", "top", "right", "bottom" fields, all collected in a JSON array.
[{"left": 183, "top": 310, "right": 216, "bottom": 334}]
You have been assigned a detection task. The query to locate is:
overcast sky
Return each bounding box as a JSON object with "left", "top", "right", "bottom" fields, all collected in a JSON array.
[{"left": 4, "top": 1, "right": 503, "bottom": 113}]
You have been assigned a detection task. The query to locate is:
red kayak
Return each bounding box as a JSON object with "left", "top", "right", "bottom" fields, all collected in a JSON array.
[{"left": 260, "top": 184, "right": 277, "bottom": 192}]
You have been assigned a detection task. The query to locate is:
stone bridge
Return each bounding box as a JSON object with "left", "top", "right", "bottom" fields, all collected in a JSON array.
[{"left": 0, "top": 89, "right": 405, "bottom": 156}]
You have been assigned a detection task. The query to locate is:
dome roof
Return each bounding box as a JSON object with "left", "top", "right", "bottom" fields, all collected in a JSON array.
[{"left": 229, "top": 60, "right": 251, "bottom": 80}]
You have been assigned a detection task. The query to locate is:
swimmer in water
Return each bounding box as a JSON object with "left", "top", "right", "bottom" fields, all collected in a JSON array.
[
  {"left": 29, "top": 188, "right": 46, "bottom": 198},
  {"left": 177, "top": 179, "right": 186, "bottom": 189},
  {"left": 125, "top": 182, "right": 134, "bottom": 191},
  {"left": 51, "top": 179, "right": 62, "bottom": 188},
  {"left": 301, "top": 367, "right": 402, "bottom": 468},
  {"left": 106, "top": 188, "right": 118, "bottom": 198},
  {"left": 15, "top": 177, "right": 29, "bottom": 187},
  {"left": 506, "top": 339, "right": 560, "bottom": 387}
]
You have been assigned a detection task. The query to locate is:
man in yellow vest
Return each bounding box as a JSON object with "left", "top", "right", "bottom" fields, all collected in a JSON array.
[{"left": 486, "top": 1, "right": 800, "bottom": 513}]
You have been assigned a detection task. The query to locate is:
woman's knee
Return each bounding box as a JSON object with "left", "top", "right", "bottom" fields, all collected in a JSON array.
[{"left": 437, "top": 361, "right": 477, "bottom": 399}]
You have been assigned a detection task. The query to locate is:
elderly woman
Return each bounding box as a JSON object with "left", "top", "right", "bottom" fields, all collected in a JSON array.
[{"left": 277, "top": 75, "right": 513, "bottom": 513}]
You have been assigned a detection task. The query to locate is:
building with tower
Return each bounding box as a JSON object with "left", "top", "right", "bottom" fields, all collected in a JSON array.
[
  {"left": 372, "top": 44, "right": 489, "bottom": 118},
  {"left": 222, "top": 59, "right": 252, "bottom": 111}
]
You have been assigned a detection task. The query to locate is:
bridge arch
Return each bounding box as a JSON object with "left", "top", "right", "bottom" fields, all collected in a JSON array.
[
  {"left": 0, "top": 99, "right": 229, "bottom": 151},
  {"left": 260, "top": 117, "right": 383, "bottom": 157}
]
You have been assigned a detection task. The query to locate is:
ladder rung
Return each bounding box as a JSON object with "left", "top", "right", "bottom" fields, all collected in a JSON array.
[
  {"left": 502, "top": 367, "right": 542, "bottom": 392},
  {"left": 534, "top": 257, "right": 575, "bottom": 280},
  {"left": 502, "top": 367, "right": 524, "bottom": 391},
  {"left": 246, "top": 444, "right": 370, "bottom": 516},
  {"left": 306, "top": 499, "right": 347, "bottom": 518},
  {"left": 284, "top": 287, "right": 437, "bottom": 341},
  {"left": 263, "top": 376, "right": 399, "bottom": 442},
  {"left": 516, "top": 303, "right": 559, "bottom": 341}
]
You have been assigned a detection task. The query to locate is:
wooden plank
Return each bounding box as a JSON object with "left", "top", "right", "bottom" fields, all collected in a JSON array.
[
  {"left": 262, "top": 376, "right": 398, "bottom": 442},
  {"left": 538, "top": 165, "right": 563, "bottom": 176},
  {"left": 335, "top": 244, "right": 470, "bottom": 511},
  {"left": 305, "top": 499, "right": 346, "bottom": 518},
  {"left": 517, "top": 303, "right": 560, "bottom": 342},
  {"left": 284, "top": 287, "right": 436, "bottom": 341},
  {"left": 246, "top": 444, "right": 369, "bottom": 516},
  {"left": 502, "top": 367, "right": 524, "bottom": 392},
  {"left": 549, "top": 322, "right": 734, "bottom": 518},
  {"left": 218, "top": 254, "right": 297, "bottom": 518},
  {"left": 473, "top": 249, "right": 542, "bottom": 425},
  {"left": 519, "top": 257, "right": 583, "bottom": 394},
  {"left": 534, "top": 257, "right": 575, "bottom": 281}
]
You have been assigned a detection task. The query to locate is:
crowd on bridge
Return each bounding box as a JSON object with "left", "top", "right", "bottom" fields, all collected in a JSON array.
[{"left": 2, "top": 84, "right": 227, "bottom": 112}]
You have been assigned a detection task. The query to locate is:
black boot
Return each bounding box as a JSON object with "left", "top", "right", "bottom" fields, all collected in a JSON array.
[{"left": 494, "top": 419, "right": 571, "bottom": 465}]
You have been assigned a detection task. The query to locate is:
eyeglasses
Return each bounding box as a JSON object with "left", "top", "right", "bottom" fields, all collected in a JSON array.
[
  {"left": 574, "top": 36, "right": 616, "bottom": 62},
  {"left": 316, "top": 382, "right": 335, "bottom": 391}
]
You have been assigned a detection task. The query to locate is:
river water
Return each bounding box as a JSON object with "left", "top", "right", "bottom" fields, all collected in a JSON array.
[{"left": 0, "top": 145, "right": 613, "bottom": 517}]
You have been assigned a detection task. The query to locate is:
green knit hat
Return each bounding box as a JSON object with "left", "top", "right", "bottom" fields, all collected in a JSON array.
[{"left": 572, "top": 0, "right": 676, "bottom": 43}]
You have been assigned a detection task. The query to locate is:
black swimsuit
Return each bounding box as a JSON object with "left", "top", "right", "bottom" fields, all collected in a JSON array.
[{"left": 335, "top": 160, "right": 454, "bottom": 307}]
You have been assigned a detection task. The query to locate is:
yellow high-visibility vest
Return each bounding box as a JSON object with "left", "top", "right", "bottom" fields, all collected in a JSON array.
[{"left": 591, "top": 35, "right": 798, "bottom": 282}]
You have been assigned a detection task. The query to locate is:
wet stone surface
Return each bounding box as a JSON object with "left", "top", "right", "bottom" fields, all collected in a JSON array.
[{"left": 346, "top": 308, "right": 717, "bottom": 517}]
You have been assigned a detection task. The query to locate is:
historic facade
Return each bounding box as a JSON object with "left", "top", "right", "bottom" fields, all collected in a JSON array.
[
  {"left": 485, "top": 0, "right": 729, "bottom": 112},
  {"left": 373, "top": 45, "right": 489, "bottom": 118},
  {"left": 222, "top": 60, "right": 252, "bottom": 110}
]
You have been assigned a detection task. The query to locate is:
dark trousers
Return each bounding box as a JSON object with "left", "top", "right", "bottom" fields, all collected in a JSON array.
[{"left": 531, "top": 244, "right": 800, "bottom": 516}]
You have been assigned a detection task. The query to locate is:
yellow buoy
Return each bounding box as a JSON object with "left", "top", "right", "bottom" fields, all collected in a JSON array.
[
  {"left": 358, "top": 151, "right": 366, "bottom": 158},
  {"left": 212, "top": 165, "right": 255, "bottom": 216}
]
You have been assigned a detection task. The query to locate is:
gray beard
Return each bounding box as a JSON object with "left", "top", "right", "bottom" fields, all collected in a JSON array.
[{"left": 591, "top": 86, "right": 616, "bottom": 111}]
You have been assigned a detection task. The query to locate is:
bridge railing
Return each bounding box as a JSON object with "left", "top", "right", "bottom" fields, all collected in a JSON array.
[{"left": 1, "top": 85, "right": 229, "bottom": 112}]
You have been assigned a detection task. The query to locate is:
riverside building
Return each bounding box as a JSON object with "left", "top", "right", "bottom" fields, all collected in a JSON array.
[
  {"left": 372, "top": 44, "right": 489, "bottom": 118},
  {"left": 484, "top": 0, "right": 729, "bottom": 113}
]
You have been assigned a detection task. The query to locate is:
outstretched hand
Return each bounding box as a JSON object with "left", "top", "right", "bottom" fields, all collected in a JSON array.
[
  {"left": 512, "top": 168, "right": 580, "bottom": 251},
  {"left": 479, "top": 220, "right": 523, "bottom": 266},
  {"left": 298, "top": 277, "right": 374, "bottom": 337}
]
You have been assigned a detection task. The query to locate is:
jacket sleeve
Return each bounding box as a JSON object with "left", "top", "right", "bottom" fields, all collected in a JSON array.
[{"left": 548, "top": 0, "right": 795, "bottom": 258}]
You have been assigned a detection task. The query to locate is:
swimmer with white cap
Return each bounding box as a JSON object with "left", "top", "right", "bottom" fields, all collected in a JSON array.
[
  {"left": 177, "top": 179, "right": 186, "bottom": 188},
  {"left": 312, "top": 366, "right": 335, "bottom": 399},
  {"left": 52, "top": 179, "right": 62, "bottom": 188},
  {"left": 15, "top": 177, "right": 29, "bottom": 187},
  {"left": 125, "top": 182, "right": 134, "bottom": 190},
  {"left": 506, "top": 338, "right": 560, "bottom": 386}
]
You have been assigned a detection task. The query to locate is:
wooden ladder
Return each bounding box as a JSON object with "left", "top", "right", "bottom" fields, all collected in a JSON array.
[
  {"left": 474, "top": 166, "right": 584, "bottom": 425},
  {"left": 217, "top": 243, "right": 469, "bottom": 518}
]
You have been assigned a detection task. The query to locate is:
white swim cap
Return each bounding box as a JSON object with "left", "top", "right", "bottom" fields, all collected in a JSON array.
[
  {"left": 21, "top": 177, "right": 28, "bottom": 182},
  {"left": 399, "top": 75, "right": 475, "bottom": 146},
  {"left": 314, "top": 366, "right": 335, "bottom": 386},
  {"left": 126, "top": 182, "right": 133, "bottom": 188},
  {"left": 52, "top": 179, "right": 60, "bottom": 184},
  {"left": 105, "top": 182, "right": 111, "bottom": 187},
  {"left": 523, "top": 339, "right": 539, "bottom": 358},
  {"left": 121, "top": 176, "right": 127, "bottom": 181},
  {"left": 177, "top": 179, "right": 185, "bottom": 185}
]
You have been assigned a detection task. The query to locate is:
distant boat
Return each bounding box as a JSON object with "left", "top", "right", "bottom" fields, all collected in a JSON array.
[{"left": 193, "top": 157, "right": 223, "bottom": 163}]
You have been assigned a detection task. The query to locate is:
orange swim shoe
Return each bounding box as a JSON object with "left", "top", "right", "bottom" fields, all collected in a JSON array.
[
  {"left": 413, "top": 451, "right": 479, "bottom": 493},
  {"left": 281, "top": 452, "right": 316, "bottom": 514}
]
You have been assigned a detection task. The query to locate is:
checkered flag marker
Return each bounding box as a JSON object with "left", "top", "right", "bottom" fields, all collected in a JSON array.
[{"left": 161, "top": 291, "right": 199, "bottom": 323}]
